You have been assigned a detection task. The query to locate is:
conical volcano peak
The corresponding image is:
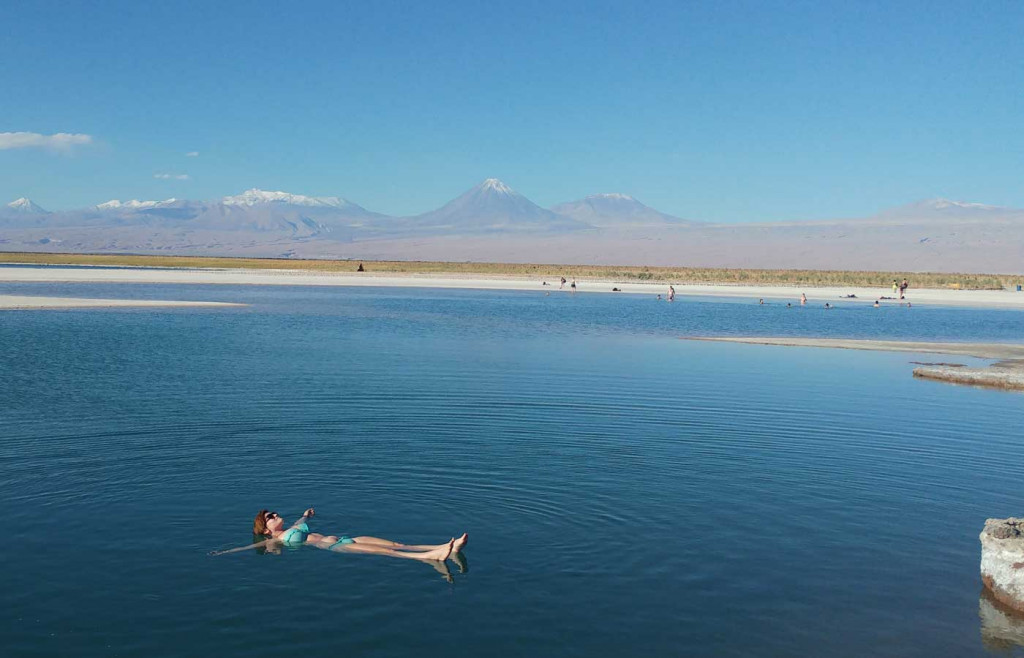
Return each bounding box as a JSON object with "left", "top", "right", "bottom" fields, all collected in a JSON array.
[
  {"left": 7, "top": 197, "right": 48, "bottom": 213},
  {"left": 479, "top": 178, "right": 514, "bottom": 195},
  {"left": 405, "top": 178, "right": 586, "bottom": 233},
  {"left": 586, "top": 193, "right": 635, "bottom": 201}
]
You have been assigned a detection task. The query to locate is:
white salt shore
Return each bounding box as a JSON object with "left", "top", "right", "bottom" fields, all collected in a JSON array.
[
  {"left": 0, "top": 295, "right": 245, "bottom": 310},
  {"left": 1, "top": 266, "right": 1023, "bottom": 309},
  {"left": 686, "top": 337, "right": 1024, "bottom": 391},
  {"left": 683, "top": 337, "right": 1024, "bottom": 360}
]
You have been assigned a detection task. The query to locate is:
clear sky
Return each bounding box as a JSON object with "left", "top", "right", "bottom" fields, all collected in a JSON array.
[{"left": 2, "top": 0, "right": 1022, "bottom": 221}]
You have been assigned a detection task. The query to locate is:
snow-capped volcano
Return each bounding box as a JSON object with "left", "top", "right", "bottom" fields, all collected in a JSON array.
[
  {"left": 221, "top": 188, "right": 352, "bottom": 208},
  {"left": 918, "top": 198, "right": 1000, "bottom": 211},
  {"left": 406, "top": 179, "right": 587, "bottom": 233},
  {"left": 97, "top": 198, "right": 177, "bottom": 210},
  {"left": 64, "top": 188, "right": 386, "bottom": 239},
  {"left": 478, "top": 178, "right": 514, "bottom": 195},
  {"left": 6, "top": 197, "right": 48, "bottom": 214},
  {"left": 551, "top": 193, "right": 692, "bottom": 227},
  {"left": 874, "top": 198, "right": 1022, "bottom": 222}
]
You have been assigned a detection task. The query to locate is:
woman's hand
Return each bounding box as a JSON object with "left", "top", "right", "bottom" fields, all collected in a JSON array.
[{"left": 303, "top": 507, "right": 315, "bottom": 518}]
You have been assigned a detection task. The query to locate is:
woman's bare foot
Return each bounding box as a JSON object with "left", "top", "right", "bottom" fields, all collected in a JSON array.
[
  {"left": 452, "top": 532, "right": 468, "bottom": 554},
  {"left": 420, "top": 539, "right": 453, "bottom": 561}
]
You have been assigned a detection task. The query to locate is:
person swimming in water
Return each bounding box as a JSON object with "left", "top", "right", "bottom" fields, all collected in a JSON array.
[{"left": 210, "top": 508, "right": 467, "bottom": 561}]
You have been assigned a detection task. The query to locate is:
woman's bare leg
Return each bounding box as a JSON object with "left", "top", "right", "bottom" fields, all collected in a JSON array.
[
  {"left": 386, "top": 543, "right": 448, "bottom": 551},
  {"left": 352, "top": 532, "right": 468, "bottom": 554},
  {"left": 349, "top": 536, "right": 403, "bottom": 548},
  {"left": 339, "top": 539, "right": 453, "bottom": 561}
]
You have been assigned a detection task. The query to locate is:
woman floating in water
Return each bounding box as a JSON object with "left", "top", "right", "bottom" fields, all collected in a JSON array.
[{"left": 210, "top": 508, "right": 467, "bottom": 561}]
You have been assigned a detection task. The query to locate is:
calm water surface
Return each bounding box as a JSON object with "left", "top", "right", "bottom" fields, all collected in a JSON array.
[{"left": 2, "top": 284, "right": 1023, "bottom": 657}]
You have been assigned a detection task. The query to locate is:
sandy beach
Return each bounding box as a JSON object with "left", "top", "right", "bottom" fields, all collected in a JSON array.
[
  {"left": 0, "top": 295, "right": 245, "bottom": 310},
  {"left": 2, "top": 266, "right": 1023, "bottom": 309}
]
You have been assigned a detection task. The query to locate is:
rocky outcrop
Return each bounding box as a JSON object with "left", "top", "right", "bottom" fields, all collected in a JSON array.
[{"left": 981, "top": 518, "right": 1024, "bottom": 612}]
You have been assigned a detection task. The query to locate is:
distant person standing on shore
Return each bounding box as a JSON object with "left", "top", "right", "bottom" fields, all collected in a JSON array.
[
  {"left": 571, "top": 279, "right": 577, "bottom": 294},
  {"left": 900, "top": 278, "right": 909, "bottom": 299},
  {"left": 892, "top": 280, "right": 899, "bottom": 294},
  {"left": 800, "top": 293, "right": 807, "bottom": 305},
  {"left": 560, "top": 277, "right": 566, "bottom": 289},
  {"left": 668, "top": 285, "right": 676, "bottom": 302},
  {"left": 357, "top": 262, "right": 364, "bottom": 272}
]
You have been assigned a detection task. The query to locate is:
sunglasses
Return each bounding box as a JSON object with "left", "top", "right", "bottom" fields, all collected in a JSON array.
[{"left": 264, "top": 512, "right": 279, "bottom": 522}]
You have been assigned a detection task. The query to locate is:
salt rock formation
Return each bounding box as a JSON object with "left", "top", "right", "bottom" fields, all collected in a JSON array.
[
  {"left": 981, "top": 518, "right": 1024, "bottom": 612},
  {"left": 914, "top": 364, "right": 1024, "bottom": 391}
]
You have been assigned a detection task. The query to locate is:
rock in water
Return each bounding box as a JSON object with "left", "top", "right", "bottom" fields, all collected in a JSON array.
[{"left": 981, "top": 518, "right": 1024, "bottom": 612}]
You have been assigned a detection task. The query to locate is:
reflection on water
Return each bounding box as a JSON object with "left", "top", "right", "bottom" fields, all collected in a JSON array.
[
  {"left": 429, "top": 553, "right": 469, "bottom": 584},
  {"left": 980, "top": 587, "right": 1024, "bottom": 652}
]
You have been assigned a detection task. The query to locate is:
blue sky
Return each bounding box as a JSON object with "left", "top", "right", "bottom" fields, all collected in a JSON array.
[{"left": 1, "top": 0, "right": 1021, "bottom": 221}]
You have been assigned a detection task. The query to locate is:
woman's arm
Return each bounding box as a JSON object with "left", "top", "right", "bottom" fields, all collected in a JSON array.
[
  {"left": 289, "top": 507, "right": 315, "bottom": 528},
  {"left": 209, "top": 539, "right": 273, "bottom": 556}
]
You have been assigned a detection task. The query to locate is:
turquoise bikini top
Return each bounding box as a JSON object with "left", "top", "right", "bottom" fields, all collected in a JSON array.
[{"left": 279, "top": 522, "right": 309, "bottom": 546}]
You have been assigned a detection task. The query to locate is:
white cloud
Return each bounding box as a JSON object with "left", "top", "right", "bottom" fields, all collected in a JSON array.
[
  {"left": 186, "top": 151, "right": 199, "bottom": 157},
  {"left": 0, "top": 131, "right": 93, "bottom": 151},
  {"left": 154, "top": 173, "right": 190, "bottom": 180}
]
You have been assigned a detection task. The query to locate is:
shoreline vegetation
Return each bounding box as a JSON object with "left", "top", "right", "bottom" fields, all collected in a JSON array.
[{"left": 0, "top": 252, "right": 1018, "bottom": 290}]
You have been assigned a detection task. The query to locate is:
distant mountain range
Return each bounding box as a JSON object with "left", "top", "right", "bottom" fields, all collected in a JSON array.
[
  {"left": 3, "top": 181, "right": 1024, "bottom": 273},
  {"left": 0, "top": 179, "right": 690, "bottom": 237}
]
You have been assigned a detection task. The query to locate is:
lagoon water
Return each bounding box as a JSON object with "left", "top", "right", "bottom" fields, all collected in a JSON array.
[{"left": 2, "top": 284, "right": 1024, "bottom": 656}]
